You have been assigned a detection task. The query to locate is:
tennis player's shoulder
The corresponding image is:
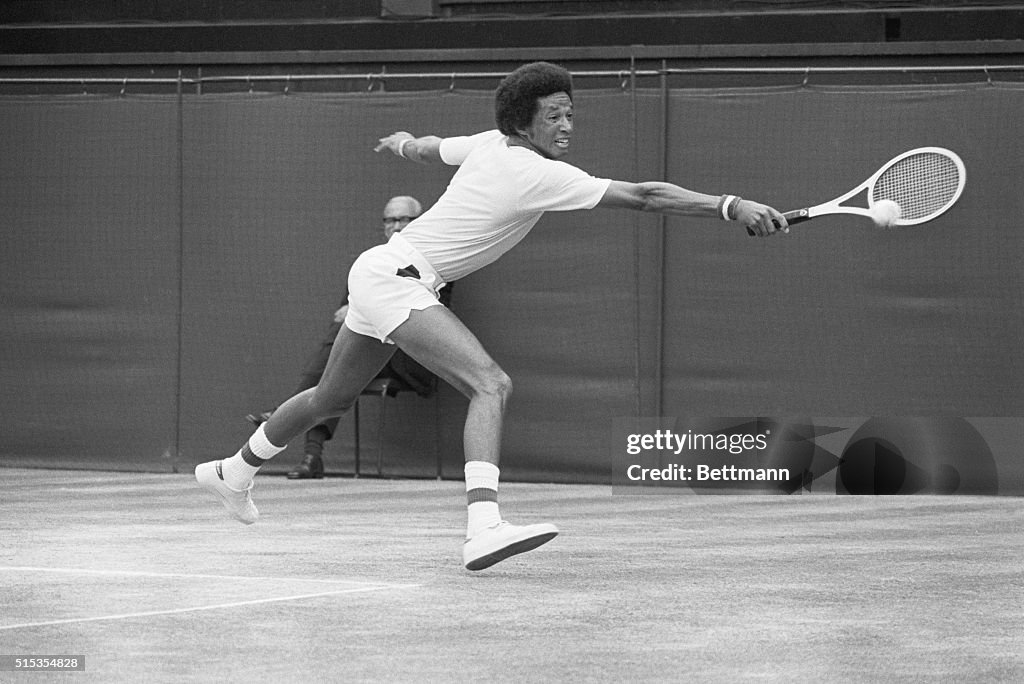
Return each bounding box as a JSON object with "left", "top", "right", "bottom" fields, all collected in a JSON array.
[
  {"left": 441, "top": 129, "right": 502, "bottom": 165},
  {"left": 462, "top": 129, "right": 506, "bottom": 154},
  {"left": 474, "top": 129, "right": 505, "bottom": 145}
]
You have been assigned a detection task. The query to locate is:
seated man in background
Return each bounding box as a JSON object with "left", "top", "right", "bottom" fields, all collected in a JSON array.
[{"left": 247, "top": 195, "right": 453, "bottom": 478}]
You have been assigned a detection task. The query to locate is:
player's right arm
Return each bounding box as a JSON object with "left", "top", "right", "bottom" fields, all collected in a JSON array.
[
  {"left": 374, "top": 132, "right": 444, "bottom": 164},
  {"left": 598, "top": 180, "right": 787, "bottom": 236}
]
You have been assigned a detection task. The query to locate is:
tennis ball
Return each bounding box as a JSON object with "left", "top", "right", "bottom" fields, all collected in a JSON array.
[{"left": 870, "top": 199, "right": 902, "bottom": 228}]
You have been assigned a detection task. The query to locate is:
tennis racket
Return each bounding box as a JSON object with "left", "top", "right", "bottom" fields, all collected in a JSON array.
[{"left": 748, "top": 146, "right": 966, "bottom": 235}]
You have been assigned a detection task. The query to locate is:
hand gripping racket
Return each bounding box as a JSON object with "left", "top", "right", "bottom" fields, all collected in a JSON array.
[{"left": 748, "top": 147, "right": 966, "bottom": 234}]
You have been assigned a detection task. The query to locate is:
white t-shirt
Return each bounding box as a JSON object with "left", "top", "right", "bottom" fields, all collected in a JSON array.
[{"left": 397, "top": 129, "right": 611, "bottom": 282}]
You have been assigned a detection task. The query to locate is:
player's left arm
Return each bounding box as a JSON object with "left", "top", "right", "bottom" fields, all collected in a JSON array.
[
  {"left": 375, "top": 132, "right": 444, "bottom": 164},
  {"left": 597, "top": 180, "right": 787, "bottom": 236}
]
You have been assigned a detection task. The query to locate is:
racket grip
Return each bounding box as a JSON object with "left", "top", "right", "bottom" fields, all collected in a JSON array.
[
  {"left": 745, "top": 208, "right": 811, "bottom": 236},
  {"left": 783, "top": 209, "right": 811, "bottom": 224}
]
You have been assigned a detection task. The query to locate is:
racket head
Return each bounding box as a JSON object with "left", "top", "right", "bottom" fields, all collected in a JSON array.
[{"left": 868, "top": 147, "right": 966, "bottom": 226}]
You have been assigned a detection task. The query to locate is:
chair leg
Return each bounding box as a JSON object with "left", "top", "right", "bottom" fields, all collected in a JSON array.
[
  {"left": 434, "top": 391, "right": 442, "bottom": 480},
  {"left": 353, "top": 399, "right": 361, "bottom": 478},
  {"left": 377, "top": 395, "right": 386, "bottom": 477}
]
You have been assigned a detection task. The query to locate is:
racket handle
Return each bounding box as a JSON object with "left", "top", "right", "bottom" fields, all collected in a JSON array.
[
  {"left": 783, "top": 208, "right": 811, "bottom": 224},
  {"left": 745, "top": 208, "right": 811, "bottom": 236}
]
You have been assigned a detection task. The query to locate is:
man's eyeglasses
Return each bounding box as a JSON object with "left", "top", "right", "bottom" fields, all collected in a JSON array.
[{"left": 382, "top": 216, "right": 415, "bottom": 225}]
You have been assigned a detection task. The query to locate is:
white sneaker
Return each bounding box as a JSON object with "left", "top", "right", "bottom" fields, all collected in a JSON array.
[
  {"left": 463, "top": 521, "right": 558, "bottom": 571},
  {"left": 195, "top": 460, "right": 258, "bottom": 525}
]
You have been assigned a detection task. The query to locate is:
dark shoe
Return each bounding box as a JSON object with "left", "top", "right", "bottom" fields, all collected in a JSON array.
[
  {"left": 245, "top": 410, "right": 274, "bottom": 427},
  {"left": 287, "top": 453, "right": 324, "bottom": 480}
]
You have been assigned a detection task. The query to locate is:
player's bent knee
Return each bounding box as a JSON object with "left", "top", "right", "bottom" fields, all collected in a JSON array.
[
  {"left": 494, "top": 371, "right": 512, "bottom": 400},
  {"left": 474, "top": 368, "right": 512, "bottom": 402}
]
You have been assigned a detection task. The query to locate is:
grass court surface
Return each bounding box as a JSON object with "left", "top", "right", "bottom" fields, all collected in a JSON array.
[{"left": 1, "top": 468, "right": 1021, "bottom": 682}]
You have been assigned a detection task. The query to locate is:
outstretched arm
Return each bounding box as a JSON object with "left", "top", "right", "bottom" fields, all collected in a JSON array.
[
  {"left": 374, "top": 131, "right": 444, "bottom": 164},
  {"left": 598, "top": 180, "right": 788, "bottom": 237}
]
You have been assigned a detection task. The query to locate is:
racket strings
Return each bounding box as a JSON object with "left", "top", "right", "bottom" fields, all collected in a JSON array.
[{"left": 872, "top": 152, "right": 962, "bottom": 221}]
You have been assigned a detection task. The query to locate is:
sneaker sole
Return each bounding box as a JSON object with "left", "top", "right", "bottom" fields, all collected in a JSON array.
[{"left": 464, "top": 530, "right": 558, "bottom": 571}]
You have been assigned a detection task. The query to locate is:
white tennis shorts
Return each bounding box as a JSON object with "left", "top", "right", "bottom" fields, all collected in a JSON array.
[{"left": 344, "top": 233, "right": 446, "bottom": 344}]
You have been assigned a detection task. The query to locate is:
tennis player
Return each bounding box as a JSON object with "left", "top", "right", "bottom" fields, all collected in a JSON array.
[{"left": 196, "top": 61, "right": 788, "bottom": 571}]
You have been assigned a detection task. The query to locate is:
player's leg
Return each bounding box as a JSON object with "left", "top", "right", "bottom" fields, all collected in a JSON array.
[
  {"left": 286, "top": 324, "right": 341, "bottom": 479},
  {"left": 196, "top": 326, "right": 394, "bottom": 523},
  {"left": 388, "top": 306, "right": 558, "bottom": 570},
  {"left": 246, "top": 321, "right": 340, "bottom": 474},
  {"left": 262, "top": 325, "right": 395, "bottom": 445},
  {"left": 388, "top": 305, "right": 508, "bottom": 466}
]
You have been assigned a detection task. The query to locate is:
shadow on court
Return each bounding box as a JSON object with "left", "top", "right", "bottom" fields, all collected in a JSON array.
[{"left": 0, "top": 468, "right": 1021, "bottom": 683}]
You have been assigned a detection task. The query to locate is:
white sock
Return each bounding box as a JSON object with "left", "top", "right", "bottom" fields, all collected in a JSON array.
[
  {"left": 221, "top": 424, "right": 285, "bottom": 490},
  {"left": 465, "top": 461, "right": 502, "bottom": 538}
]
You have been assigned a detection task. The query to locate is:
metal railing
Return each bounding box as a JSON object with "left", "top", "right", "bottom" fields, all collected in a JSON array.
[{"left": 0, "top": 63, "right": 1022, "bottom": 91}]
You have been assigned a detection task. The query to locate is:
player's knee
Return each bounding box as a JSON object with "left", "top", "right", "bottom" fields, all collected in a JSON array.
[
  {"left": 496, "top": 370, "right": 513, "bottom": 400},
  {"left": 474, "top": 367, "right": 512, "bottom": 403}
]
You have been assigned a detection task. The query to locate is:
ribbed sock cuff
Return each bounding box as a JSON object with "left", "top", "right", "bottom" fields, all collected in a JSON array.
[
  {"left": 464, "top": 461, "right": 499, "bottom": 492},
  {"left": 249, "top": 424, "right": 286, "bottom": 461},
  {"left": 465, "top": 462, "right": 501, "bottom": 538}
]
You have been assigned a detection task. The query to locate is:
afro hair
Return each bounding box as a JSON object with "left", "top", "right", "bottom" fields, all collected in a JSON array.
[{"left": 494, "top": 62, "right": 573, "bottom": 137}]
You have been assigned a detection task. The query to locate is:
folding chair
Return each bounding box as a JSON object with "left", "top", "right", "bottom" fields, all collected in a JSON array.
[{"left": 352, "top": 376, "right": 442, "bottom": 478}]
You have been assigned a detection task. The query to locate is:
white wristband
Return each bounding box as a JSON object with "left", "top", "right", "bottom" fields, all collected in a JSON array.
[
  {"left": 720, "top": 194, "right": 737, "bottom": 220},
  {"left": 397, "top": 138, "right": 412, "bottom": 159}
]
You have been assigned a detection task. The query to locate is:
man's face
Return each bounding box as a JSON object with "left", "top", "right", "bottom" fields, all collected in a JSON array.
[
  {"left": 516, "top": 91, "right": 573, "bottom": 160},
  {"left": 381, "top": 199, "right": 419, "bottom": 240}
]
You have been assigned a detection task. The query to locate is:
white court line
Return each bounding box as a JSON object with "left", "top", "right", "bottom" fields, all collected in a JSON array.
[
  {"left": 0, "top": 586, "right": 415, "bottom": 631},
  {"left": 0, "top": 566, "right": 420, "bottom": 632},
  {"left": 0, "top": 565, "right": 407, "bottom": 589}
]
